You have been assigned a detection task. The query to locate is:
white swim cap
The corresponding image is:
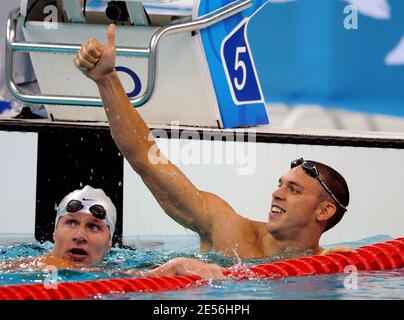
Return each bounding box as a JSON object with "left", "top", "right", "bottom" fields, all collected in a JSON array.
[{"left": 55, "top": 185, "right": 117, "bottom": 239}]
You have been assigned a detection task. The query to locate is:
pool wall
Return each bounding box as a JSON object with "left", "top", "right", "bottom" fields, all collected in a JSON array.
[{"left": 0, "top": 120, "right": 403, "bottom": 245}]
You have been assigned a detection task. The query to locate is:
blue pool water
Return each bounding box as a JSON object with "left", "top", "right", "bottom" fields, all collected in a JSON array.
[{"left": 0, "top": 234, "right": 403, "bottom": 300}]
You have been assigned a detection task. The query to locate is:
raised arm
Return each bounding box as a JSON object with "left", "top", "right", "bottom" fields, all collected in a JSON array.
[{"left": 74, "top": 25, "right": 231, "bottom": 236}]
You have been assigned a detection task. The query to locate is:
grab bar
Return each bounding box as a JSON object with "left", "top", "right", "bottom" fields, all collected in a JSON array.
[{"left": 6, "top": 0, "right": 252, "bottom": 107}]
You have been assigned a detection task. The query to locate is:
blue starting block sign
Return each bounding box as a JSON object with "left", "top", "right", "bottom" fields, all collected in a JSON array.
[
  {"left": 197, "top": 0, "right": 269, "bottom": 128},
  {"left": 221, "top": 19, "right": 264, "bottom": 105}
]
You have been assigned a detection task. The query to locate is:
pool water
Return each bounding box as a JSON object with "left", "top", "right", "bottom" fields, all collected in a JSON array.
[{"left": 0, "top": 234, "right": 403, "bottom": 300}]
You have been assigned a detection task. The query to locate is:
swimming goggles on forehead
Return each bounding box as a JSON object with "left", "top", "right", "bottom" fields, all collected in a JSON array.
[{"left": 291, "top": 158, "right": 347, "bottom": 211}]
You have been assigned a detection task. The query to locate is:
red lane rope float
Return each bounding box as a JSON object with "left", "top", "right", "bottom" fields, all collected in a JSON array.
[
  {"left": 0, "top": 275, "right": 204, "bottom": 300},
  {"left": 225, "top": 237, "right": 404, "bottom": 279},
  {"left": 0, "top": 237, "right": 403, "bottom": 300}
]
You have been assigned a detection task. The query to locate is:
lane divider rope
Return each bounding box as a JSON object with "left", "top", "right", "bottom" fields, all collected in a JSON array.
[{"left": 1, "top": 237, "right": 403, "bottom": 300}]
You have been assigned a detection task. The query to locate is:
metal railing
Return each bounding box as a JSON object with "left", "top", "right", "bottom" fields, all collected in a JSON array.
[{"left": 6, "top": 0, "right": 252, "bottom": 107}]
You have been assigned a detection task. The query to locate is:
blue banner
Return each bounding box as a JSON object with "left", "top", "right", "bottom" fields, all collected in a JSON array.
[
  {"left": 247, "top": 0, "right": 404, "bottom": 117},
  {"left": 198, "top": 0, "right": 270, "bottom": 128}
]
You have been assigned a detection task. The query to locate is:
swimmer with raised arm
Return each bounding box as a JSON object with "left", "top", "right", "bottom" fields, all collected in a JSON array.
[{"left": 74, "top": 25, "right": 353, "bottom": 259}]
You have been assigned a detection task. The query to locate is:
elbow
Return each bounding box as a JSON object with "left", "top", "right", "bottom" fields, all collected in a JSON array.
[
  {"left": 110, "top": 132, "right": 132, "bottom": 156},
  {"left": 116, "top": 145, "right": 152, "bottom": 175}
]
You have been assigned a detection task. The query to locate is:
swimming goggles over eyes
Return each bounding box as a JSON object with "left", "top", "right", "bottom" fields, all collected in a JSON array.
[
  {"left": 66, "top": 199, "right": 107, "bottom": 220},
  {"left": 291, "top": 158, "right": 347, "bottom": 211}
]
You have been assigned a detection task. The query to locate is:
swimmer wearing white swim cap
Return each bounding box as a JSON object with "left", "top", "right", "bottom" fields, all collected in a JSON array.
[
  {"left": 0, "top": 185, "right": 226, "bottom": 279},
  {"left": 51, "top": 185, "right": 116, "bottom": 266}
]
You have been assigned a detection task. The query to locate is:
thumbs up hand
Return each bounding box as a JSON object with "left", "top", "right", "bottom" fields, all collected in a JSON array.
[{"left": 74, "top": 24, "right": 117, "bottom": 83}]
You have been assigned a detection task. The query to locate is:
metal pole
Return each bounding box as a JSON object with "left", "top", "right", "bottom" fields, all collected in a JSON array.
[{"left": 6, "top": 0, "right": 252, "bottom": 107}]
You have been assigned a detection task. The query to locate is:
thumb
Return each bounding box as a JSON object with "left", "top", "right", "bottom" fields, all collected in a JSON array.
[{"left": 107, "top": 24, "right": 116, "bottom": 48}]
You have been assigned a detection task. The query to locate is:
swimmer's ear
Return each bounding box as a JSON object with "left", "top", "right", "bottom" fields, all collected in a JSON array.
[{"left": 316, "top": 201, "right": 336, "bottom": 223}]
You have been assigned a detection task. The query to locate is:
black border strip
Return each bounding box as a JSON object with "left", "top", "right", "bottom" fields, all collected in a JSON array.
[
  {"left": 1, "top": 119, "right": 404, "bottom": 149},
  {"left": 34, "top": 124, "right": 124, "bottom": 245},
  {"left": 0, "top": 120, "right": 124, "bottom": 245}
]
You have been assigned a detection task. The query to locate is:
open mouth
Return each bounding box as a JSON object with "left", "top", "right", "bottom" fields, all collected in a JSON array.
[
  {"left": 270, "top": 205, "right": 286, "bottom": 218},
  {"left": 68, "top": 248, "right": 89, "bottom": 261}
]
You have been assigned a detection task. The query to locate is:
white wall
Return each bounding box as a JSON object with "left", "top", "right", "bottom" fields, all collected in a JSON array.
[
  {"left": 0, "top": 131, "right": 37, "bottom": 236},
  {"left": 123, "top": 137, "right": 404, "bottom": 245},
  {"left": 1, "top": 128, "right": 402, "bottom": 245}
]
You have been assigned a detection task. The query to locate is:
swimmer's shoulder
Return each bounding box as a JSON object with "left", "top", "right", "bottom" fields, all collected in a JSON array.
[
  {"left": 0, "top": 255, "right": 46, "bottom": 272},
  {"left": 200, "top": 191, "right": 266, "bottom": 235},
  {"left": 202, "top": 191, "right": 257, "bottom": 222},
  {"left": 0, "top": 254, "right": 73, "bottom": 273}
]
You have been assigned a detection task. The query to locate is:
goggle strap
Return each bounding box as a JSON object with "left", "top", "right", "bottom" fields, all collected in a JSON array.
[{"left": 291, "top": 158, "right": 347, "bottom": 211}]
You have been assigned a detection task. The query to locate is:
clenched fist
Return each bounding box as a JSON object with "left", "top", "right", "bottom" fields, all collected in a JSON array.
[{"left": 74, "top": 24, "right": 117, "bottom": 83}]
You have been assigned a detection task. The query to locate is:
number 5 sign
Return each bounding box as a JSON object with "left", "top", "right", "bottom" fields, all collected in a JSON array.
[{"left": 221, "top": 18, "right": 264, "bottom": 105}]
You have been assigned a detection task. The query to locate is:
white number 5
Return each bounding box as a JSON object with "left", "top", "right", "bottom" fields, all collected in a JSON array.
[{"left": 233, "top": 46, "right": 247, "bottom": 91}]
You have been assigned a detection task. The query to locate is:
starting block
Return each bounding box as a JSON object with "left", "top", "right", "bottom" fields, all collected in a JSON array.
[{"left": 6, "top": 0, "right": 269, "bottom": 128}]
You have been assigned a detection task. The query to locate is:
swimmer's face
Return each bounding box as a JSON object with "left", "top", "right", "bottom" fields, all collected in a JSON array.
[
  {"left": 268, "top": 166, "right": 329, "bottom": 240},
  {"left": 52, "top": 212, "right": 112, "bottom": 266}
]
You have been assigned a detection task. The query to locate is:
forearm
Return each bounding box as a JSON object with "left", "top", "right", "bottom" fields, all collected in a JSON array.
[
  {"left": 114, "top": 267, "right": 173, "bottom": 278},
  {"left": 123, "top": 261, "right": 180, "bottom": 278},
  {"left": 143, "top": 258, "right": 226, "bottom": 279},
  {"left": 143, "top": 260, "right": 177, "bottom": 277},
  {"left": 96, "top": 72, "right": 157, "bottom": 169}
]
